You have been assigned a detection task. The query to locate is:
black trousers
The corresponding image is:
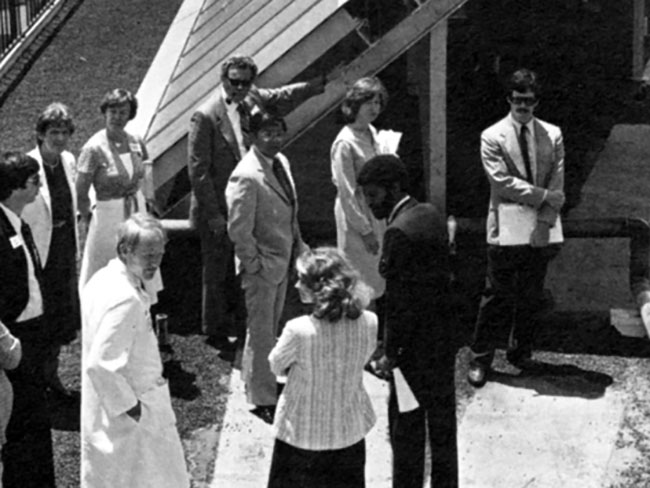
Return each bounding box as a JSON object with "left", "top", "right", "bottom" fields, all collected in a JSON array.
[
  {"left": 2, "top": 317, "right": 55, "bottom": 488},
  {"left": 267, "top": 438, "right": 366, "bottom": 488},
  {"left": 471, "top": 244, "right": 559, "bottom": 363},
  {"left": 198, "top": 224, "right": 245, "bottom": 338},
  {"left": 388, "top": 379, "right": 458, "bottom": 488}
]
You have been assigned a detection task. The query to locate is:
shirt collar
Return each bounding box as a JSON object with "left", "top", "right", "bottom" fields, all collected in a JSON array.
[
  {"left": 508, "top": 112, "right": 535, "bottom": 138},
  {"left": 388, "top": 195, "right": 412, "bottom": 224}
]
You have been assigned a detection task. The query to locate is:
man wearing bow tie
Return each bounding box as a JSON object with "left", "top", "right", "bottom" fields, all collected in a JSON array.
[
  {"left": 226, "top": 111, "right": 307, "bottom": 419},
  {"left": 187, "top": 55, "right": 324, "bottom": 350},
  {"left": 467, "top": 68, "right": 565, "bottom": 388},
  {"left": 0, "top": 151, "right": 55, "bottom": 487}
]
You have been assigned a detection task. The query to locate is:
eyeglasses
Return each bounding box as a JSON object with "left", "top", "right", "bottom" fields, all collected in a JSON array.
[
  {"left": 508, "top": 96, "right": 538, "bottom": 106},
  {"left": 27, "top": 174, "right": 40, "bottom": 186},
  {"left": 226, "top": 77, "right": 253, "bottom": 88}
]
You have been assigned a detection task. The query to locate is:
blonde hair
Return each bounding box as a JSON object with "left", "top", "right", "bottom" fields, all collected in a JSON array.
[{"left": 296, "top": 247, "right": 370, "bottom": 322}]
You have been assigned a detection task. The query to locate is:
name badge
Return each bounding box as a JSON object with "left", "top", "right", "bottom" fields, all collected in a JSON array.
[{"left": 9, "top": 235, "right": 21, "bottom": 249}]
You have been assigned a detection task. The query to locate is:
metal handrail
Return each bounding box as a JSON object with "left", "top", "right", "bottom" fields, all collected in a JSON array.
[
  {"left": 453, "top": 216, "right": 650, "bottom": 308},
  {"left": 0, "top": 0, "right": 51, "bottom": 55}
]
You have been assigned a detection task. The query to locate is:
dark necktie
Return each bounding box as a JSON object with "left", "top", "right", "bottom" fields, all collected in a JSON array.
[
  {"left": 20, "top": 219, "right": 43, "bottom": 281},
  {"left": 272, "top": 158, "right": 295, "bottom": 206},
  {"left": 518, "top": 124, "right": 533, "bottom": 183},
  {"left": 237, "top": 103, "right": 252, "bottom": 151}
]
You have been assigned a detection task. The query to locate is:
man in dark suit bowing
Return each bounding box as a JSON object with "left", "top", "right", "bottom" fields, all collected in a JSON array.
[
  {"left": 0, "top": 151, "right": 55, "bottom": 487},
  {"left": 358, "top": 154, "right": 457, "bottom": 488},
  {"left": 187, "top": 54, "right": 325, "bottom": 349},
  {"left": 467, "top": 68, "right": 565, "bottom": 388}
]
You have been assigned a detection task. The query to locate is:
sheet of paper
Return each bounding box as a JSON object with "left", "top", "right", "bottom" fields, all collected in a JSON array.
[
  {"left": 393, "top": 367, "right": 419, "bottom": 413},
  {"left": 498, "top": 203, "right": 563, "bottom": 246},
  {"left": 376, "top": 129, "right": 402, "bottom": 155}
]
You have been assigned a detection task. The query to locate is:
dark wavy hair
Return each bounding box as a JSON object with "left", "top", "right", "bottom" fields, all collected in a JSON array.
[
  {"left": 506, "top": 68, "right": 541, "bottom": 96},
  {"left": 100, "top": 88, "right": 138, "bottom": 120},
  {"left": 36, "top": 102, "right": 75, "bottom": 144},
  {"left": 221, "top": 54, "right": 258, "bottom": 81},
  {"left": 0, "top": 151, "right": 39, "bottom": 200},
  {"left": 340, "top": 76, "right": 388, "bottom": 124},
  {"left": 296, "top": 247, "right": 370, "bottom": 322}
]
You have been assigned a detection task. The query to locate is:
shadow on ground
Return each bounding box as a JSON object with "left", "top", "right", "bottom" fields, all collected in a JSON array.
[{"left": 491, "top": 362, "right": 614, "bottom": 399}]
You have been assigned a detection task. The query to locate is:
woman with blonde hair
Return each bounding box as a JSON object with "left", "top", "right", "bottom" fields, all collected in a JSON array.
[{"left": 267, "top": 247, "right": 377, "bottom": 488}]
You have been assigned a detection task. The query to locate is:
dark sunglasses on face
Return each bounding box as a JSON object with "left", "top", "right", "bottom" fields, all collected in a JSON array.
[
  {"left": 508, "top": 96, "right": 538, "bottom": 106},
  {"left": 227, "top": 77, "right": 252, "bottom": 88}
]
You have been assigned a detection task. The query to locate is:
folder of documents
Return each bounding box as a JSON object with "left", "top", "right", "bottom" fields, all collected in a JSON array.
[
  {"left": 393, "top": 367, "right": 419, "bottom": 413},
  {"left": 498, "top": 203, "right": 563, "bottom": 246}
]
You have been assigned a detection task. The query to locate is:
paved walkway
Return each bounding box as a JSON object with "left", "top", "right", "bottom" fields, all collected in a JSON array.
[
  {"left": 210, "top": 371, "right": 392, "bottom": 487},
  {"left": 207, "top": 124, "right": 650, "bottom": 487}
]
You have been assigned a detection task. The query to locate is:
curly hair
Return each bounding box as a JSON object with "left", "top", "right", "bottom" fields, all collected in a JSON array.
[
  {"left": 296, "top": 247, "right": 370, "bottom": 322},
  {"left": 99, "top": 88, "right": 138, "bottom": 120},
  {"left": 35, "top": 102, "right": 75, "bottom": 144},
  {"left": 221, "top": 54, "right": 258, "bottom": 81},
  {"left": 340, "top": 76, "right": 388, "bottom": 124}
]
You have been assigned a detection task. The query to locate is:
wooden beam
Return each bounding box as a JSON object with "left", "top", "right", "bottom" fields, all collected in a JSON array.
[
  {"left": 426, "top": 21, "right": 447, "bottom": 214},
  {"left": 284, "top": 0, "right": 468, "bottom": 145},
  {"left": 633, "top": 0, "right": 646, "bottom": 80}
]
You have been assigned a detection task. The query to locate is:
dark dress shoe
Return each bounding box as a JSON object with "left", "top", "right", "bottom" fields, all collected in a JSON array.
[
  {"left": 251, "top": 405, "right": 276, "bottom": 425},
  {"left": 467, "top": 361, "right": 489, "bottom": 388}
]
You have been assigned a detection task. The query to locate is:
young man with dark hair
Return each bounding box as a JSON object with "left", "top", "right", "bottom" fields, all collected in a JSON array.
[
  {"left": 226, "top": 111, "right": 307, "bottom": 421},
  {"left": 467, "top": 68, "right": 565, "bottom": 388},
  {"left": 0, "top": 151, "right": 56, "bottom": 487},
  {"left": 358, "top": 153, "right": 458, "bottom": 488}
]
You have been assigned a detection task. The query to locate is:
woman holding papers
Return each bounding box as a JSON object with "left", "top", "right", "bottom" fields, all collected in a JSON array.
[
  {"left": 267, "top": 247, "right": 377, "bottom": 488},
  {"left": 330, "top": 76, "right": 398, "bottom": 300}
]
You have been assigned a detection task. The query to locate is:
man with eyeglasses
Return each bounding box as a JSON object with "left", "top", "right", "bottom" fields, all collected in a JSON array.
[
  {"left": 467, "top": 68, "right": 565, "bottom": 388},
  {"left": 188, "top": 54, "right": 325, "bottom": 351},
  {"left": 0, "top": 152, "right": 57, "bottom": 486},
  {"left": 226, "top": 111, "right": 306, "bottom": 421}
]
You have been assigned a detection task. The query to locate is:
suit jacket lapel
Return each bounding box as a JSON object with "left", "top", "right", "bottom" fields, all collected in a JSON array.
[
  {"left": 502, "top": 121, "right": 529, "bottom": 182},
  {"left": 215, "top": 94, "right": 242, "bottom": 161},
  {"left": 533, "top": 119, "right": 552, "bottom": 183},
  {"left": 257, "top": 151, "right": 294, "bottom": 206}
]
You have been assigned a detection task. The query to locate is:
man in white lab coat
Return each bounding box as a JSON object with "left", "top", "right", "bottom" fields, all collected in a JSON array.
[{"left": 80, "top": 213, "right": 188, "bottom": 488}]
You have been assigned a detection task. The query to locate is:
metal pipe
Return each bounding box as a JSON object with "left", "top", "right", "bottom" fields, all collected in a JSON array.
[{"left": 454, "top": 216, "right": 650, "bottom": 307}]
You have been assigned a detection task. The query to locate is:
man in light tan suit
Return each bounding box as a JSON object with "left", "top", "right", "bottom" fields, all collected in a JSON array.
[
  {"left": 467, "top": 68, "right": 565, "bottom": 388},
  {"left": 187, "top": 55, "right": 324, "bottom": 349},
  {"left": 226, "top": 111, "right": 306, "bottom": 421}
]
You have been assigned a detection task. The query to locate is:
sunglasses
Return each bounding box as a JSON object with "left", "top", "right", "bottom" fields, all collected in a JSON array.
[
  {"left": 226, "top": 77, "right": 252, "bottom": 88},
  {"left": 508, "top": 96, "right": 538, "bottom": 106}
]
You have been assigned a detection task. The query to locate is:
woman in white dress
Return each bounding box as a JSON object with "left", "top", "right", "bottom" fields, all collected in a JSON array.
[
  {"left": 330, "top": 77, "right": 389, "bottom": 300},
  {"left": 76, "top": 89, "right": 161, "bottom": 297}
]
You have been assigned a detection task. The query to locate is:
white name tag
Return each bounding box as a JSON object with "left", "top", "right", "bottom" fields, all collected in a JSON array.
[{"left": 9, "top": 235, "right": 21, "bottom": 249}]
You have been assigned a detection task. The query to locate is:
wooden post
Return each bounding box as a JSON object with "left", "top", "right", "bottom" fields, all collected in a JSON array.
[
  {"left": 633, "top": 0, "right": 646, "bottom": 80},
  {"left": 427, "top": 20, "right": 447, "bottom": 214}
]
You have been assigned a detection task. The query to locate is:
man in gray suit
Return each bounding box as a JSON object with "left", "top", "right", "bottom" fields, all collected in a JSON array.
[
  {"left": 467, "top": 68, "right": 565, "bottom": 388},
  {"left": 226, "top": 111, "right": 306, "bottom": 419},
  {"left": 187, "top": 55, "right": 324, "bottom": 348}
]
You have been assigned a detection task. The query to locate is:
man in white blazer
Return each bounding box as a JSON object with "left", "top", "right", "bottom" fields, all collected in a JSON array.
[
  {"left": 22, "top": 102, "right": 80, "bottom": 401},
  {"left": 81, "top": 214, "right": 189, "bottom": 488},
  {"left": 467, "top": 69, "right": 565, "bottom": 388},
  {"left": 226, "top": 111, "right": 306, "bottom": 419}
]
